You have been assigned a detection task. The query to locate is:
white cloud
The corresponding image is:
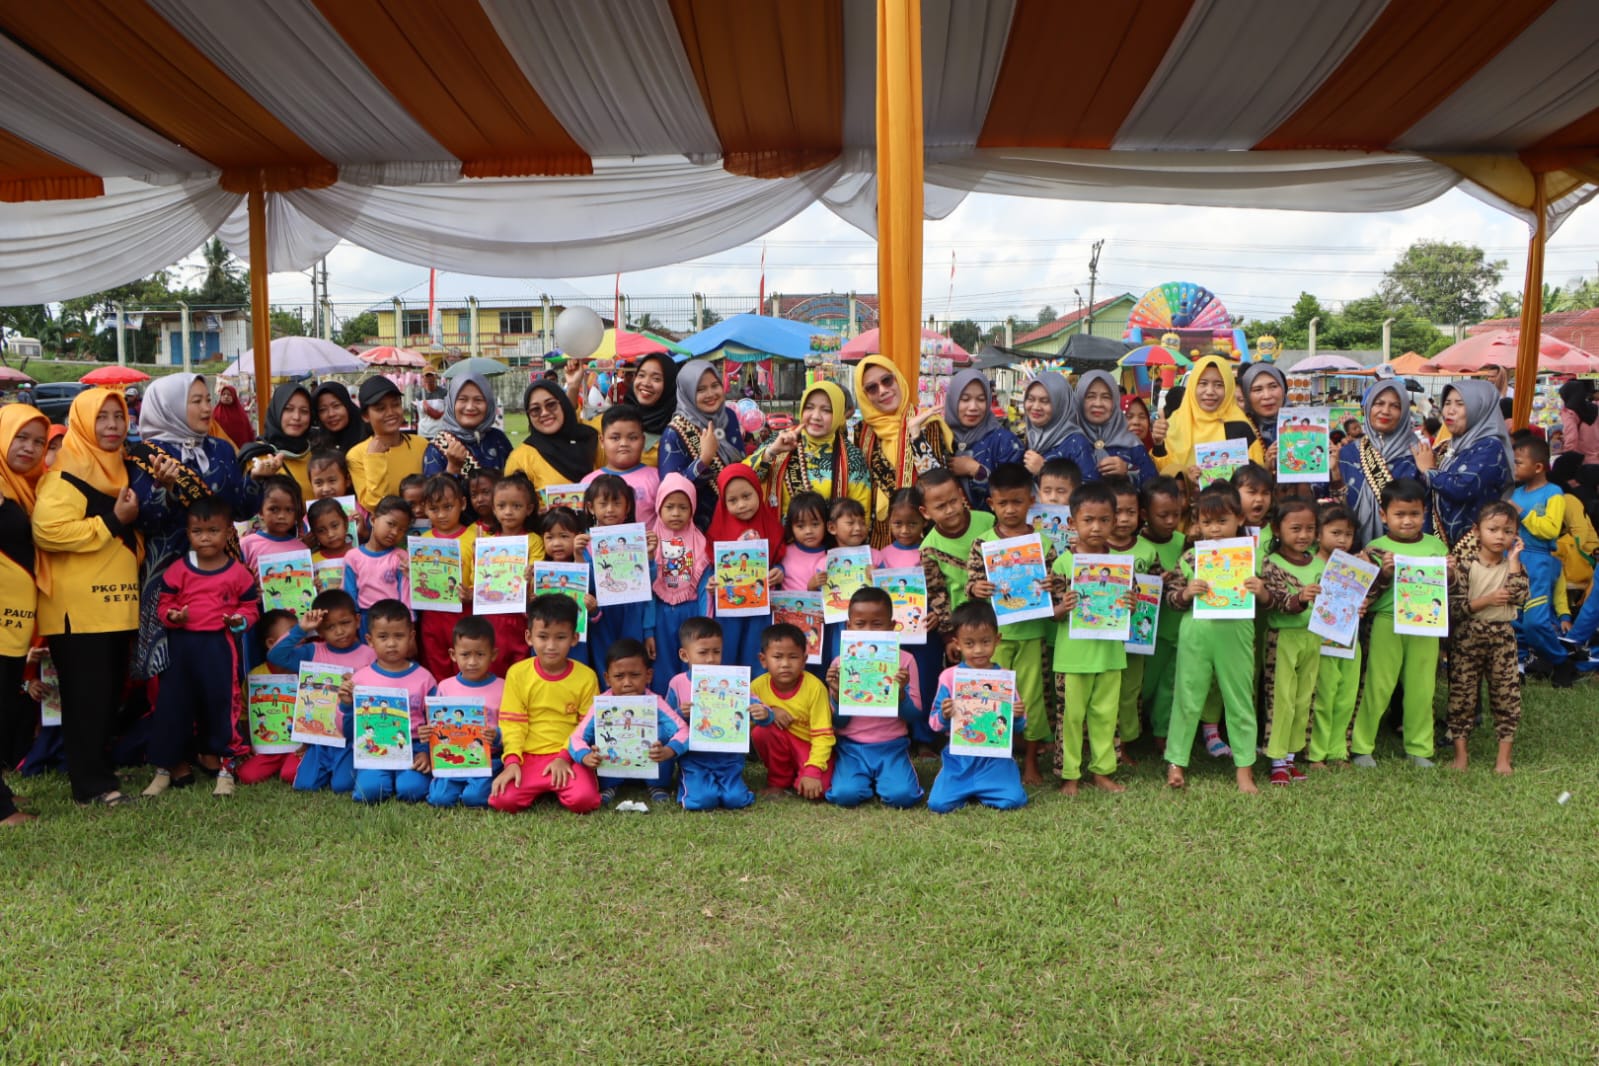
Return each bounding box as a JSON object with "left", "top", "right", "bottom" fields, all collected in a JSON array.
[{"left": 260, "top": 187, "right": 1599, "bottom": 329}]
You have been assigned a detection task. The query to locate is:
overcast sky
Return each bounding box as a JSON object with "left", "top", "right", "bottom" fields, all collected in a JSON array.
[{"left": 257, "top": 186, "right": 1599, "bottom": 328}]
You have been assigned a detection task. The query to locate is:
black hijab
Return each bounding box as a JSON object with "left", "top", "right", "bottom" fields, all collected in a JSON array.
[
  {"left": 311, "top": 381, "right": 371, "bottom": 452},
  {"left": 265, "top": 383, "right": 313, "bottom": 457},
  {"left": 624, "top": 353, "right": 680, "bottom": 438},
  {"left": 1561, "top": 379, "right": 1597, "bottom": 426},
  {"left": 523, "top": 379, "right": 598, "bottom": 483}
]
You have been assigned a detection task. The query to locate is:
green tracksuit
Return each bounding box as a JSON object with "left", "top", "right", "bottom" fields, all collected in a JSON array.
[
  {"left": 1051, "top": 550, "right": 1124, "bottom": 780},
  {"left": 1262, "top": 552, "right": 1325, "bottom": 760},
  {"left": 1307, "top": 643, "right": 1362, "bottom": 762},
  {"left": 1134, "top": 531, "right": 1186, "bottom": 737},
  {"left": 1165, "top": 549, "right": 1257, "bottom": 769},
  {"left": 1351, "top": 534, "right": 1446, "bottom": 759}
]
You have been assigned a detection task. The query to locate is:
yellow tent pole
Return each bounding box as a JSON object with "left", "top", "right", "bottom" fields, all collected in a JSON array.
[
  {"left": 876, "top": 0, "right": 924, "bottom": 391},
  {"left": 247, "top": 186, "right": 273, "bottom": 433},
  {"left": 1511, "top": 172, "right": 1546, "bottom": 431}
]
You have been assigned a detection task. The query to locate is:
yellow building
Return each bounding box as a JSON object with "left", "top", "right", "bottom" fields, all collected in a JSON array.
[{"left": 372, "top": 304, "right": 557, "bottom": 358}]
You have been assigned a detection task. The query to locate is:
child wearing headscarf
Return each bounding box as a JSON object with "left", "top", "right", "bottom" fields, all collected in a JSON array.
[
  {"left": 943, "top": 368, "right": 1024, "bottom": 512},
  {"left": 650, "top": 472, "right": 712, "bottom": 695},
  {"left": 211, "top": 381, "right": 255, "bottom": 446},
  {"left": 659, "top": 358, "right": 745, "bottom": 531},
  {"left": 705, "top": 464, "right": 786, "bottom": 669}
]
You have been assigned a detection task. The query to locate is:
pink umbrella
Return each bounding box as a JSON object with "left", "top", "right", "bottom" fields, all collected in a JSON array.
[
  {"left": 360, "top": 345, "right": 430, "bottom": 368},
  {"left": 840, "top": 327, "right": 970, "bottom": 363},
  {"left": 1425, "top": 329, "right": 1599, "bottom": 374}
]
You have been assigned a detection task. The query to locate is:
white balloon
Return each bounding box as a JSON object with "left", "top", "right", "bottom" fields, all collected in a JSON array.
[{"left": 553, "top": 306, "right": 605, "bottom": 360}]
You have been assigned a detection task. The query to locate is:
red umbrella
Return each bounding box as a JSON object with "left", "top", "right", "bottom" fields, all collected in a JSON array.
[
  {"left": 0, "top": 366, "right": 35, "bottom": 384},
  {"left": 80, "top": 365, "right": 152, "bottom": 386},
  {"left": 1425, "top": 329, "right": 1599, "bottom": 374},
  {"left": 839, "top": 327, "right": 970, "bottom": 364},
  {"left": 360, "top": 345, "right": 430, "bottom": 368}
]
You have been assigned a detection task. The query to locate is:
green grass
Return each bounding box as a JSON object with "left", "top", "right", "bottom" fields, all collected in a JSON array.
[{"left": 3, "top": 683, "right": 1597, "bottom": 1064}]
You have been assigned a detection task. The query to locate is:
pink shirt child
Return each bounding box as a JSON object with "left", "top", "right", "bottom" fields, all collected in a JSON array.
[
  {"left": 835, "top": 650, "right": 921, "bottom": 745},
  {"left": 435, "top": 673, "right": 506, "bottom": 737},
  {"left": 351, "top": 662, "right": 438, "bottom": 735},
  {"left": 875, "top": 542, "right": 921, "bottom": 570},
  {"left": 343, "top": 544, "right": 409, "bottom": 610},
  {"left": 781, "top": 545, "right": 827, "bottom": 592},
  {"left": 583, "top": 464, "right": 661, "bottom": 528},
  {"left": 241, "top": 530, "right": 304, "bottom": 575}
]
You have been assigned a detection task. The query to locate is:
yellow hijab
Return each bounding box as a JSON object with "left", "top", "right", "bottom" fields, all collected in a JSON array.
[
  {"left": 851, "top": 355, "right": 949, "bottom": 472},
  {"left": 57, "top": 388, "right": 131, "bottom": 497},
  {"left": 1160, "top": 355, "right": 1251, "bottom": 474},
  {"left": 0, "top": 404, "right": 49, "bottom": 514},
  {"left": 801, "top": 381, "right": 849, "bottom": 444}
]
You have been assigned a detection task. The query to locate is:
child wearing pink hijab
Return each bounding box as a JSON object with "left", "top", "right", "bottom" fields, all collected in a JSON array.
[{"left": 651, "top": 472, "right": 712, "bottom": 694}]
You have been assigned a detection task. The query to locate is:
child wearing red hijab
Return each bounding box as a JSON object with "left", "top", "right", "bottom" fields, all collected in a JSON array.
[{"left": 705, "top": 464, "right": 787, "bottom": 670}]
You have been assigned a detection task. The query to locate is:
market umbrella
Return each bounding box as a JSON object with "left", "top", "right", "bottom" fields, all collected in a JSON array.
[
  {"left": 1118, "top": 345, "right": 1189, "bottom": 369},
  {"left": 1424, "top": 329, "right": 1599, "bottom": 374},
  {"left": 1290, "top": 353, "right": 1365, "bottom": 373},
  {"left": 585, "top": 328, "right": 690, "bottom": 363},
  {"left": 0, "top": 366, "right": 36, "bottom": 384},
  {"left": 224, "top": 336, "right": 366, "bottom": 377},
  {"left": 839, "top": 327, "right": 970, "bottom": 363},
  {"left": 1056, "top": 333, "right": 1131, "bottom": 368},
  {"left": 81, "top": 365, "right": 151, "bottom": 385},
  {"left": 360, "top": 345, "right": 430, "bottom": 368},
  {"left": 1385, "top": 351, "right": 1438, "bottom": 376},
  {"left": 442, "top": 356, "right": 509, "bottom": 379},
  {"left": 681, "top": 313, "right": 829, "bottom": 361}
]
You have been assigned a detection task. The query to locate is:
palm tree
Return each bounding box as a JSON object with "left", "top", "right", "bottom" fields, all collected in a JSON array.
[
  {"left": 632, "top": 312, "right": 664, "bottom": 333},
  {"left": 197, "top": 238, "right": 248, "bottom": 304}
]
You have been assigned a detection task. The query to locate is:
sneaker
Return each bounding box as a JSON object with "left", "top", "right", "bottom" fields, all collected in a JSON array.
[
  {"left": 141, "top": 770, "right": 172, "bottom": 798},
  {"left": 1269, "top": 765, "right": 1291, "bottom": 787},
  {"left": 598, "top": 787, "right": 618, "bottom": 807},
  {"left": 1409, "top": 755, "right": 1436, "bottom": 769},
  {"left": 213, "top": 773, "right": 235, "bottom": 798},
  {"left": 648, "top": 787, "right": 671, "bottom": 806},
  {"left": 1351, "top": 754, "right": 1377, "bottom": 769},
  {"left": 1204, "top": 735, "right": 1233, "bottom": 759},
  {"left": 1287, "top": 762, "right": 1307, "bottom": 782}
]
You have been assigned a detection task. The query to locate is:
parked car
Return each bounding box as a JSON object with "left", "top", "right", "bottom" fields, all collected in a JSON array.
[{"left": 25, "top": 381, "right": 89, "bottom": 424}]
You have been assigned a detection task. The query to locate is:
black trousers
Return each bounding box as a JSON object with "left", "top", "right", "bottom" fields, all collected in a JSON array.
[
  {"left": 47, "top": 630, "right": 132, "bottom": 803},
  {"left": 0, "top": 654, "right": 31, "bottom": 818}
]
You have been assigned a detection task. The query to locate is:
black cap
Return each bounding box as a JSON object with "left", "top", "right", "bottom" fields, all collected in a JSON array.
[{"left": 358, "top": 376, "right": 401, "bottom": 408}]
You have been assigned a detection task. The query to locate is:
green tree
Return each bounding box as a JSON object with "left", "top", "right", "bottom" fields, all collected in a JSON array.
[
  {"left": 336, "top": 311, "right": 379, "bottom": 347},
  {"left": 61, "top": 272, "right": 177, "bottom": 362},
  {"left": 1490, "top": 291, "right": 1522, "bottom": 318},
  {"left": 269, "top": 307, "right": 308, "bottom": 338},
  {"left": 1322, "top": 296, "right": 1449, "bottom": 356},
  {"left": 1035, "top": 305, "right": 1058, "bottom": 327},
  {"left": 631, "top": 312, "right": 664, "bottom": 333},
  {"left": 946, "top": 319, "right": 981, "bottom": 353},
  {"left": 698, "top": 307, "right": 723, "bottom": 329},
  {"left": 1379, "top": 240, "right": 1504, "bottom": 325},
  {"left": 193, "top": 238, "right": 249, "bottom": 305}
]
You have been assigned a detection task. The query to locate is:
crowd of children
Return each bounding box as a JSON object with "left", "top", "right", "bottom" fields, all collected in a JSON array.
[{"left": 66, "top": 375, "right": 1584, "bottom": 818}]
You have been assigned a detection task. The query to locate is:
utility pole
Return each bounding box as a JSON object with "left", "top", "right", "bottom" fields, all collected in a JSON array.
[{"left": 1084, "top": 239, "right": 1104, "bottom": 336}]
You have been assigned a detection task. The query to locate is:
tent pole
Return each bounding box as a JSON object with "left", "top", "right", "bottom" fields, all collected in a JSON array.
[
  {"left": 876, "top": 0, "right": 923, "bottom": 391},
  {"left": 247, "top": 186, "right": 272, "bottom": 433},
  {"left": 1511, "top": 173, "right": 1547, "bottom": 431}
]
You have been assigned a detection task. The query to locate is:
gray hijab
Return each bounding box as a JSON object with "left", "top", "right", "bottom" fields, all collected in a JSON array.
[
  {"left": 1022, "top": 371, "right": 1085, "bottom": 457},
  {"left": 674, "top": 359, "right": 742, "bottom": 465},
  {"left": 1362, "top": 380, "right": 1417, "bottom": 471},
  {"left": 944, "top": 369, "right": 1005, "bottom": 450},
  {"left": 1439, "top": 378, "right": 1515, "bottom": 473},
  {"left": 1073, "top": 370, "right": 1146, "bottom": 457},
  {"left": 435, "top": 372, "right": 499, "bottom": 446}
]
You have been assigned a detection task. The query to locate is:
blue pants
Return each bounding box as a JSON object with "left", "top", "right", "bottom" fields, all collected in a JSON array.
[
  {"left": 601, "top": 754, "right": 675, "bottom": 795},
  {"left": 1516, "top": 551, "right": 1568, "bottom": 665},
  {"left": 825, "top": 737, "right": 923, "bottom": 809},
  {"left": 294, "top": 743, "right": 354, "bottom": 794},
  {"left": 717, "top": 617, "right": 765, "bottom": 678},
  {"left": 1568, "top": 573, "right": 1599, "bottom": 644},
  {"left": 653, "top": 598, "right": 702, "bottom": 695},
  {"left": 908, "top": 641, "right": 945, "bottom": 748},
  {"left": 927, "top": 753, "right": 1028, "bottom": 813},
  {"left": 150, "top": 629, "right": 242, "bottom": 770},
  {"left": 353, "top": 765, "right": 430, "bottom": 804},
  {"left": 590, "top": 600, "right": 647, "bottom": 667},
  {"left": 677, "top": 752, "right": 754, "bottom": 811},
  {"left": 427, "top": 758, "right": 500, "bottom": 808}
]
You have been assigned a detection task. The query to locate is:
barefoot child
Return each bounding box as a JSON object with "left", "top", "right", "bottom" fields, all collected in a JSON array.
[
  {"left": 570, "top": 638, "right": 688, "bottom": 807},
  {"left": 1258, "top": 499, "right": 1323, "bottom": 785},
  {"left": 342, "top": 599, "right": 435, "bottom": 804},
  {"left": 824, "top": 587, "right": 923, "bottom": 809},
  {"left": 927, "top": 601, "right": 1028, "bottom": 812},
  {"left": 1163, "top": 483, "right": 1267, "bottom": 793},
  {"left": 964, "top": 463, "right": 1051, "bottom": 785},
  {"left": 1048, "top": 482, "right": 1127, "bottom": 795},
  {"left": 750, "top": 624, "right": 835, "bottom": 799},
  {"left": 1133, "top": 477, "right": 1187, "bottom": 754},
  {"left": 1447, "top": 501, "right": 1528, "bottom": 774},
  {"left": 489, "top": 593, "right": 602, "bottom": 814},
  {"left": 1103, "top": 477, "right": 1144, "bottom": 763},
  {"left": 667, "top": 618, "right": 756, "bottom": 811}
]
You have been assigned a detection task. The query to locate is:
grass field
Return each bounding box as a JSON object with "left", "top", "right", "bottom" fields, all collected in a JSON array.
[{"left": 3, "top": 683, "right": 1596, "bottom": 1064}]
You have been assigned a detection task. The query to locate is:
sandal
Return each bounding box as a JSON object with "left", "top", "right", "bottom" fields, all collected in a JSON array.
[{"left": 84, "top": 790, "right": 135, "bottom": 808}]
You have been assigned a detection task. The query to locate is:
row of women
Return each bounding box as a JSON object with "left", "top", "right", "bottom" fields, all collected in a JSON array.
[{"left": 0, "top": 349, "right": 1509, "bottom": 814}]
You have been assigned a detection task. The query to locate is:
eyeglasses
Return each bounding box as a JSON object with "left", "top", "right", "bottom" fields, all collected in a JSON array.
[
  {"left": 527, "top": 402, "right": 562, "bottom": 417},
  {"left": 863, "top": 377, "right": 894, "bottom": 396}
]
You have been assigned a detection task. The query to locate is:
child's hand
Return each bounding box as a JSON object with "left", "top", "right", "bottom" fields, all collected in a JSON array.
[
  {"left": 1375, "top": 552, "right": 1393, "bottom": 577},
  {"left": 584, "top": 594, "right": 598, "bottom": 612},
  {"left": 1358, "top": 600, "right": 1370, "bottom": 616},
  {"left": 223, "top": 613, "right": 245, "bottom": 629},
  {"left": 26, "top": 681, "right": 45, "bottom": 701},
  {"left": 166, "top": 605, "right": 189, "bottom": 625},
  {"left": 300, "top": 608, "right": 325, "bottom": 635},
  {"left": 766, "top": 567, "right": 783, "bottom": 585},
  {"left": 795, "top": 776, "right": 823, "bottom": 800},
  {"left": 825, "top": 661, "right": 841, "bottom": 699},
  {"left": 706, "top": 574, "right": 719, "bottom": 589},
  {"left": 411, "top": 751, "right": 431, "bottom": 774},
  {"left": 417, "top": 723, "right": 434, "bottom": 742},
  {"left": 1185, "top": 465, "right": 1203, "bottom": 485},
  {"left": 581, "top": 750, "right": 602, "bottom": 768},
  {"left": 940, "top": 697, "right": 955, "bottom": 717},
  {"left": 337, "top": 678, "right": 354, "bottom": 704},
  {"left": 574, "top": 533, "right": 591, "bottom": 555},
  {"left": 771, "top": 705, "right": 795, "bottom": 730},
  {"left": 645, "top": 531, "right": 659, "bottom": 555},
  {"left": 1014, "top": 696, "right": 1026, "bottom": 718},
  {"left": 1243, "top": 576, "right": 1267, "bottom": 596},
  {"left": 1560, "top": 617, "right": 1573, "bottom": 633},
  {"left": 648, "top": 741, "right": 671, "bottom": 763},
  {"left": 1185, "top": 579, "right": 1210, "bottom": 600},
  {"left": 645, "top": 636, "right": 657, "bottom": 660},
  {"left": 970, "top": 578, "right": 994, "bottom": 599},
  {"left": 1298, "top": 583, "right": 1322, "bottom": 604},
  {"left": 807, "top": 571, "right": 826, "bottom": 592},
  {"left": 1048, "top": 574, "right": 1071, "bottom": 595},
  {"left": 895, "top": 666, "right": 909, "bottom": 688},
  {"left": 544, "top": 758, "right": 573, "bottom": 788},
  {"left": 1058, "top": 590, "right": 1078, "bottom": 612},
  {"left": 24, "top": 645, "right": 44, "bottom": 665},
  {"left": 491, "top": 762, "right": 521, "bottom": 797},
  {"left": 1508, "top": 538, "right": 1524, "bottom": 560}
]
